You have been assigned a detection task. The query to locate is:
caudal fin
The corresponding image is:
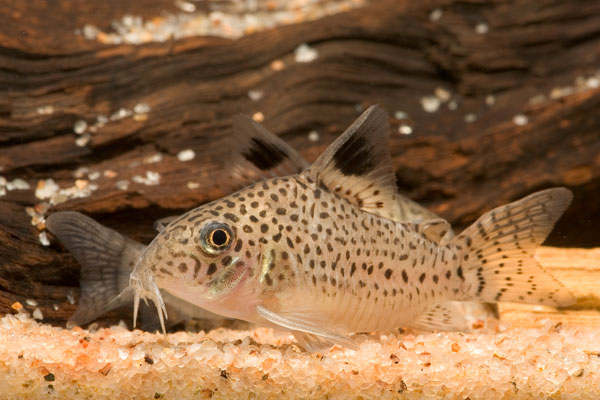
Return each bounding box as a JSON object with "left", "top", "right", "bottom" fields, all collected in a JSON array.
[
  {"left": 46, "top": 211, "right": 144, "bottom": 326},
  {"left": 453, "top": 188, "right": 575, "bottom": 307}
]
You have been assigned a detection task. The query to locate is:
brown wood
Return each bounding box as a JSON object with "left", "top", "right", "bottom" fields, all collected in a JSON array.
[{"left": 0, "top": 0, "right": 599, "bottom": 324}]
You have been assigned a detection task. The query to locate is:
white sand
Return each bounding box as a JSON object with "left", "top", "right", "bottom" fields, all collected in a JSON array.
[{"left": 1, "top": 312, "right": 599, "bottom": 399}]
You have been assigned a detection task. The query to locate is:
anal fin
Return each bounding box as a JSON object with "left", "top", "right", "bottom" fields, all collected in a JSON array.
[{"left": 407, "top": 301, "right": 469, "bottom": 332}]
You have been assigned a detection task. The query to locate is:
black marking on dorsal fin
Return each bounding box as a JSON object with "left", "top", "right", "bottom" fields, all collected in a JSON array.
[
  {"left": 329, "top": 105, "right": 391, "bottom": 178},
  {"left": 226, "top": 114, "right": 308, "bottom": 188},
  {"left": 304, "top": 105, "right": 403, "bottom": 219},
  {"left": 333, "top": 134, "right": 374, "bottom": 176}
]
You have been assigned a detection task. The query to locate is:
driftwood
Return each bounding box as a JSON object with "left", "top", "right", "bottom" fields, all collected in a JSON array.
[{"left": 0, "top": 0, "right": 599, "bottom": 325}]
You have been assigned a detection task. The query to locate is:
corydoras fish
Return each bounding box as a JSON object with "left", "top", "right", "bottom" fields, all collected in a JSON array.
[
  {"left": 47, "top": 111, "right": 493, "bottom": 329},
  {"left": 130, "top": 105, "right": 574, "bottom": 351}
]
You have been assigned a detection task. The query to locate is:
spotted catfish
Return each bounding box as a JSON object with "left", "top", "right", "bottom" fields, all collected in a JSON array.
[
  {"left": 130, "top": 105, "right": 574, "bottom": 351},
  {"left": 49, "top": 110, "right": 486, "bottom": 329}
]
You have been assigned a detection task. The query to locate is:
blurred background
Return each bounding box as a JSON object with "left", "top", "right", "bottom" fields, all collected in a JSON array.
[{"left": 0, "top": 0, "right": 598, "bottom": 324}]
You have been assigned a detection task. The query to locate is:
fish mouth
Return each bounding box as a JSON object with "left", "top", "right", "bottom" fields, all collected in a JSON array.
[{"left": 129, "top": 262, "right": 168, "bottom": 334}]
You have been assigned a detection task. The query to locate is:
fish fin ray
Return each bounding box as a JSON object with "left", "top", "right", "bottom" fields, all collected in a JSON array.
[
  {"left": 418, "top": 218, "right": 453, "bottom": 244},
  {"left": 408, "top": 301, "right": 470, "bottom": 331},
  {"left": 46, "top": 211, "right": 143, "bottom": 326},
  {"left": 304, "top": 105, "right": 405, "bottom": 220},
  {"left": 292, "top": 331, "right": 358, "bottom": 352},
  {"left": 224, "top": 114, "right": 308, "bottom": 189},
  {"left": 452, "top": 301, "right": 500, "bottom": 320},
  {"left": 256, "top": 305, "right": 356, "bottom": 350},
  {"left": 454, "top": 187, "right": 575, "bottom": 307},
  {"left": 154, "top": 216, "right": 178, "bottom": 232},
  {"left": 392, "top": 195, "right": 440, "bottom": 223}
]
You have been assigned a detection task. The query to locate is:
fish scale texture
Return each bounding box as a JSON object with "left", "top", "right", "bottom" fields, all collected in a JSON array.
[{"left": 1, "top": 313, "right": 599, "bottom": 399}]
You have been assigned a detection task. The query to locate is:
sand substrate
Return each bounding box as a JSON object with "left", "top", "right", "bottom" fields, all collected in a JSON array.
[{"left": 1, "top": 313, "right": 599, "bottom": 399}]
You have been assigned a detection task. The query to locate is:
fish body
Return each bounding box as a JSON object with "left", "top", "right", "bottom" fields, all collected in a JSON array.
[
  {"left": 49, "top": 110, "right": 492, "bottom": 329},
  {"left": 131, "top": 105, "right": 574, "bottom": 351}
]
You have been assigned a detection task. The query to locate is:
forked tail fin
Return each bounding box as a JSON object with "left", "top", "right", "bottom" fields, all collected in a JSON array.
[
  {"left": 452, "top": 188, "right": 575, "bottom": 307},
  {"left": 46, "top": 211, "right": 144, "bottom": 327}
]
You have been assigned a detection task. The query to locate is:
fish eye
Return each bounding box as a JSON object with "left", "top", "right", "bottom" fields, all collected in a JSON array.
[{"left": 200, "top": 222, "right": 234, "bottom": 254}]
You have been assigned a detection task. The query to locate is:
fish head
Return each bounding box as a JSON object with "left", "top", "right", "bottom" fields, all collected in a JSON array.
[{"left": 130, "top": 187, "right": 284, "bottom": 325}]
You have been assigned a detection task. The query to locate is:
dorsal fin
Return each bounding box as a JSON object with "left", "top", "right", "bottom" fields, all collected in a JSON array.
[
  {"left": 305, "top": 105, "right": 401, "bottom": 218},
  {"left": 225, "top": 114, "right": 309, "bottom": 190}
]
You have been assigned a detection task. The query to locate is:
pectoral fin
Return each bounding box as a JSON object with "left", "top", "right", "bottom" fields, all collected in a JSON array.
[
  {"left": 292, "top": 331, "right": 354, "bottom": 353},
  {"left": 256, "top": 305, "right": 357, "bottom": 351}
]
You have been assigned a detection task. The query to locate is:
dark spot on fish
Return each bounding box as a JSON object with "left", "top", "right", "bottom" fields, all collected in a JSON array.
[
  {"left": 401, "top": 270, "right": 408, "bottom": 282},
  {"left": 264, "top": 274, "right": 273, "bottom": 286},
  {"left": 234, "top": 239, "right": 243, "bottom": 252},
  {"left": 221, "top": 256, "right": 232, "bottom": 266},
  {"left": 386, "top": 269, "right": 393, "bottom": 279},
  {"left": 260, "top": 224, "right": 269, "bottom": 233},
  {"left": 207, "top": 263, "right": 217, "bottom": 275}
]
